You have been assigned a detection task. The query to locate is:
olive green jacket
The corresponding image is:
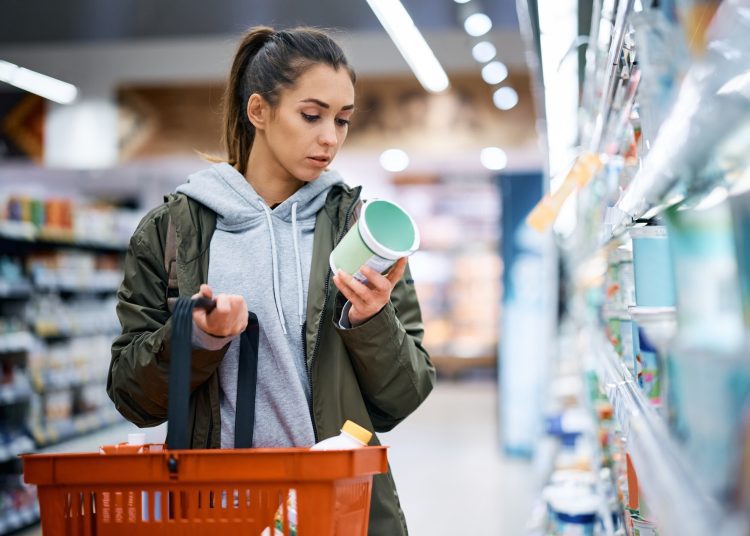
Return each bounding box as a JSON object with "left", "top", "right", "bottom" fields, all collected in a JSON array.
[{"left": 107, "top": 183, "right": 436, "bottom": 535}]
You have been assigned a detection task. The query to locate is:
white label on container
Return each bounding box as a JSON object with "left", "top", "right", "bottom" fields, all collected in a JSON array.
[{"left": 353, "top": 254, "right": 396, "bottom": 284}]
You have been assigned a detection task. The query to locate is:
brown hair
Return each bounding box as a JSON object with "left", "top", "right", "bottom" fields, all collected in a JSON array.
[{"left": 221, "top": 26, "right": 356, "bottom": 175}]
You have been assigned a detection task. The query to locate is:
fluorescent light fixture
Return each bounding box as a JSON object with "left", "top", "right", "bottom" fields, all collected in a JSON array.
[
  {"left": 366, "top": 0, "right": 449, "bottom": 93},
  {"left": 472, "top": 41, "right": 497, "bottom": 63},
  {"left": 493, "top": 87, "right": 519, "bottom": 110},
  {"left": 464, "top": 13, "right": 492, "bottom": 37},
  {"left": 480, "top": 147, "right": 508, "bottom": 170},
  {"left": 380, "top": 149, "right": 410, "bottom": 172},
  {"left": 0, "top": 60, "right": 78, "bottom": 104},
  {"left": 454, "top": 0, "right": 472, "bottom": 3},
  {"left": 481, "top": 61, "right": 508, "bottom": 84}
]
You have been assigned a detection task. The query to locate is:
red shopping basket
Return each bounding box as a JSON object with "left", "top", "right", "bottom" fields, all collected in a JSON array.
[
  {"left": 22, "top": 297, "right": 388, "bottom": 535},
  {"left": 22, "top": 444, "right": 387, "bottom": 535}
]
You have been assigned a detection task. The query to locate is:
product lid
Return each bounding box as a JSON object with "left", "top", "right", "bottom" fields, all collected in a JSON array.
[
  {"left": 358, "top": 199, "right": 420, "bottom": 259},
  {"left": 341, "top": 420, "right": 372, "bottom": 445},
  {"left": 628, "top": 225, "right": 668, "bottom": 239}
]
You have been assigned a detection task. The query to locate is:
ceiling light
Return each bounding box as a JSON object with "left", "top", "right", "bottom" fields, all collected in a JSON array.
[
  {"left": 480, "top": 147, "right": 508, "bottom": 170},
  {"left": 493, "top": 87, "right": 519, "bottom": 110},
  {"left": 0, "top": 60, "right": 78, "bottom": 104},
  {"left": 366, "top": 0, "right": 450, "bottom": 93},
  {"left": 464, "top": 13, "right": 493, "bottom": 37},
  {"left": 472, "top": 41, "right": 497, "bottom": 63},
  {"left": 454, "top": 0, "right": 472, "bottom": 3},
  {"left": 481, "top": 61, "right": 508, "bottom": 84},
  {"left": 380, "top": 149, "right": 410, "bottom": 172}
]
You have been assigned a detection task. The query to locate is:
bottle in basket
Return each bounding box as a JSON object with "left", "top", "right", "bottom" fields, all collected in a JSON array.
[{"left": 264, "top": 421, "right": 372, "bottom": 535}]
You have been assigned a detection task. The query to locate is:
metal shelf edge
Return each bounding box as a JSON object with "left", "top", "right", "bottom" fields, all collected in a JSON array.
[{"left": 592, "top": 329, "right": 727, "bottom": 536}]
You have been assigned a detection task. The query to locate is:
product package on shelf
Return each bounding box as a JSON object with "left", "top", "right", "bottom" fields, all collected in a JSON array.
[
  {"left": 524, "top": 321, "right": 629, "bottom": 536},
  {"left": 0, "top": 190, "right": 141, "bottom": 248},
  {"left": 615, "top": 0, "right": 750, "bottom": 226}
]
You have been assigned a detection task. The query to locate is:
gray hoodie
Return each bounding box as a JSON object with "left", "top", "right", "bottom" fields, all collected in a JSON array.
[{"left": 176, "top": 162, "right": 344, "bottom": 448}]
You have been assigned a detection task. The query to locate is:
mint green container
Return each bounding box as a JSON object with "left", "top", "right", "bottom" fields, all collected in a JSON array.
[
  {"left": 330, "top": 199, "right": 420, "bottom": 283},
  {"left": 629, "top": 226, "right": 676, "bottom": 307}
]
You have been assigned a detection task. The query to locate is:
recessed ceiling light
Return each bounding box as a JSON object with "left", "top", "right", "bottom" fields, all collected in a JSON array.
[
  {"left": 480, "top": 147, "right": 508, "bottom": 170},
  {"left": 472, "top": 41, "right": 497, "bottom": 63},
  {"left": 493, "top": 87, "right": 519, "bottom": 110},
  {"left": 481, "top": 61, "right": 508, "bottom": 84},
  {"left": 464, "top": 13, "right": 492, "bottom": 37},
  {"left": 380, "top": 149, "right": 410, "bottom": 172}
]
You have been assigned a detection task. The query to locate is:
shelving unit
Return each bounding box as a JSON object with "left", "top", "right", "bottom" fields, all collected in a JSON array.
[
  {"left": 523, "top": 0, "right": 750, "bottom": 533},
  {"left": 591, "top": 329, "right": 726, "bottom": 535},
  {"left": 0, "top": 196, "right": 139, "bottom": 535}
]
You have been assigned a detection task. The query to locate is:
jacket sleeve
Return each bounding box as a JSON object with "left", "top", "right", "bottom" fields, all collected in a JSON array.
[
  {"left": 107, "top": 207, "right": 228, "bottom": 427},
  {"left": 334, "top": 263, "right": 436, "bottom": 432}
]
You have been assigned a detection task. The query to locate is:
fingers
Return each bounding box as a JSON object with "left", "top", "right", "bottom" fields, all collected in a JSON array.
[
  {"left": 191, "top": 289, "right": 247, "bottom": 337},
  {"left": 385, "top": 258, "right": 408, "bottom": 286},
  {"left": 215, "top": 293, "right": 231, "bottom": 314},
  {"left": 334, "top": 271, "right": 373, "bottom": 306},
  {"left": 192, "top": 284, "right": 213, "bottom": 300}
]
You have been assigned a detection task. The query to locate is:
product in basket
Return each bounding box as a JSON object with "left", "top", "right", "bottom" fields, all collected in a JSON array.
[{"left": 264, "top": 420, "right": 373, "bottom": 535}]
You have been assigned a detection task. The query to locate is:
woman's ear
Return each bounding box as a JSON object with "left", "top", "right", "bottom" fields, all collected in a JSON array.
[{"left": 247, "top": 93, "right": 268, "bottom": 130}]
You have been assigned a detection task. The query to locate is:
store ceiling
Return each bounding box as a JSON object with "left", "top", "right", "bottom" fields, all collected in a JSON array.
[{"left": 0, "top": 0, "right": 518, "bottom": 44}]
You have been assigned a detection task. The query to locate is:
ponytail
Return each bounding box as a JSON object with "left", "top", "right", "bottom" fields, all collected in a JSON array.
[
  {"left": 222, "top": 26, "right": 275, "bottom": 176},
  {"left": 218, "top": 26, "right": 356, "bottom": 176}
]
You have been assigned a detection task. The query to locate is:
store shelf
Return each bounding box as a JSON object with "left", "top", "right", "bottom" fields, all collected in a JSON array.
[
  {"left": 31, "top": 327, "right": 120, "bottom": 342},
  {"left": 0, "top": 281, "right": 32, "bottom": 301},
  {"left": 0, "top": 223, "right": 127, "bottom": 254},
  {"left": 0, "top": 435, "right": 35, "bottom": 464},
  {"left": 0, "top": 381, "right": 33, "bottom": 407},
  {"left": 29, "top": 368, "right": 107, "bottom": 394},
  {"left": 36, "top": 419, "right": 142, "bottom": 455},
  {"left": 32, "top": 406, "right": 125, "bottom": 449},
  {"left": 591, "top": 329, "right": 746, "bottom": 536},
  {"left": 0, "top": 333, "right": 33, "bottom": 355},
  {"left": 0, "top": 505, "right": 40, "bottom": 536}
]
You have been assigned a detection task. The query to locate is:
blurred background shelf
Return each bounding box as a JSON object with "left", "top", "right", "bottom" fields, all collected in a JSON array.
[{"left": 592, "top": 329, "right": 732, "bottom": 535}]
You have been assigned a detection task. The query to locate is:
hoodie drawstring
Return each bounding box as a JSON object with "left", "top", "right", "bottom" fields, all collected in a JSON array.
[
  {"left": 291, "top": 202, "right": 305, "bottom": 326},
  {"left": 260, "top": 201, "right": 287, "bottom": 335},
  {"left": 260, "top": 200, "right": 306, "bottom": 334}
]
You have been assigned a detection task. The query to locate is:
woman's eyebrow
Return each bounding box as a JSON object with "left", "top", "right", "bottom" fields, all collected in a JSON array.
[{"left": 299, "top": 98, "right": 355, "bottom": 111}]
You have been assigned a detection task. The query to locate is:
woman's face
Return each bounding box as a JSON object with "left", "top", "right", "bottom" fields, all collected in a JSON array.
[{"left": 260, "top": 63, "right": 355, "bottom": 182}]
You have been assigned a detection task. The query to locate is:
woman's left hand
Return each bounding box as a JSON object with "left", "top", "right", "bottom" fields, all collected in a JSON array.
[{"left": 333, "top": 257, "right": 408, "bottom": 327}]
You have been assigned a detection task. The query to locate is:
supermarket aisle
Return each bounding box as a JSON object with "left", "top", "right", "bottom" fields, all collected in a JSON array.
[
  {"left": 18, "top": 377, "right": 534, "bottom": 536},
  {"left": 381, "top": 376, "right": 536, "bottom": 535}
]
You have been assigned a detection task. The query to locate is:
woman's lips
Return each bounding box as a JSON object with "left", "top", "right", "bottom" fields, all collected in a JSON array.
[{"left": 307, "top": 156, "right": 330, "bottom": 168}]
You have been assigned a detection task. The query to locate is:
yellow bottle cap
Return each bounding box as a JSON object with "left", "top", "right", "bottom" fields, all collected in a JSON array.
[{"left": 341, "top": 420, "right": 372, "bottom": 445}]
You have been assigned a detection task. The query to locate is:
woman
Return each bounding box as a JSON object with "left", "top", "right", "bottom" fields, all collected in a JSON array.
[{"left": 107, "top": 26, "right": 435, "bottom": 535}]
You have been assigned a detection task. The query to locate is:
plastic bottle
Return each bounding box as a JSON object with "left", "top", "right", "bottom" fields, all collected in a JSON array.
[
  {"left": 263, "top": 421, "right": 373, "bottom": 536},
  {"left": 310, "top": 420, "right": 372, "bottom": 450}
]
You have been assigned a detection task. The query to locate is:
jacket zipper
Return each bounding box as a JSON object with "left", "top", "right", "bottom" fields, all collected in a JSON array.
[{"left": 304, "top": 190, "right": 361, "bottom": 443}]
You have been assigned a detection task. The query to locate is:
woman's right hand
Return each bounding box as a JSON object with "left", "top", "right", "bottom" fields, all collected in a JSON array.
[{"left": 191, "top": 284, "right": 248, "bottom": 337}]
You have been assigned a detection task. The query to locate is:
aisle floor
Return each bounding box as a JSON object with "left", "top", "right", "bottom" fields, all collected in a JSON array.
[
  {"left": 381, "top": 376, "right": 536, "bottom": 535},
  {"left": 18, "top": 376, "right": 535, "bottom": 535}
]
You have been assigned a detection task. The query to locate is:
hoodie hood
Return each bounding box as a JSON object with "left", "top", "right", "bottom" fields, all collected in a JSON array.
[
  {"left": 175, "top": 162, "right": 343, "bottom": 337},
  {"left": 176, "top": 162, "right": 344, "bottom": 232}
]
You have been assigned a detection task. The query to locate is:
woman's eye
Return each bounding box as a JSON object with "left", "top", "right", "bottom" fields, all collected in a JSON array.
[
  {"left": 336, "top": 118, "right": 351, "bottom": 127},
  {"left": 301, "top": 112, "right": 319, "bottom": 122}
]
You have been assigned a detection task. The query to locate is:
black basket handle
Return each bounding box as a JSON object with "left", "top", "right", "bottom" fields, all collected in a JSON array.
[{"left": 166, "top": 296, "right": 259, "bottom": 450}]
